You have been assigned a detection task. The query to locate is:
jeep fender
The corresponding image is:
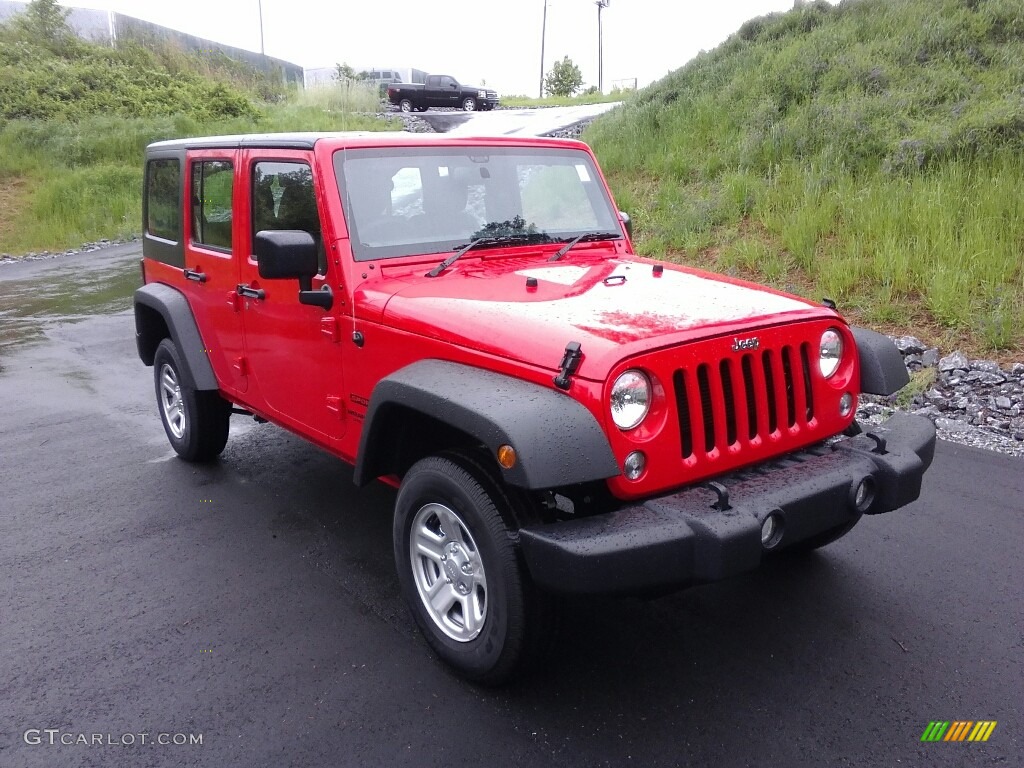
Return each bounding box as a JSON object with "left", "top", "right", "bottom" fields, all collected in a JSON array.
[
  {"left": 133, "top": 283, "right": 218, "bottom": 391},
  {"left": 851, "top": 326, "right": 909, "bottom": 396},
  {"left": 354, "top": 360, "right": 620, "bottom": 490}
]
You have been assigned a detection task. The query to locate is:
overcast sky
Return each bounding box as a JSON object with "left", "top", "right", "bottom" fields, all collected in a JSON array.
[{"left": 74, "top": 0, "right": 803, "bottom": 96}]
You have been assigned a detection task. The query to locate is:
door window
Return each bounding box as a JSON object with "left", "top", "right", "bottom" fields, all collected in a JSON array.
[
  {"left": 190, "top": 160, "right": 233, "bottom": 250},
  {"left": 252, "top": 161, "right": 325, "bottom": 272}
]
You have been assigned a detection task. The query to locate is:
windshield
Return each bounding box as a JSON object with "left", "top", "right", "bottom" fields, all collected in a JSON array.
[{"left": 334, "top": 146, "right": 622, "bottom": 262}]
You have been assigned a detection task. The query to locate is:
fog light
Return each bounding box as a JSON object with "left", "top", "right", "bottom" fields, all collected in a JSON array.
[
  {"left": 839, "top": 392, "right": 854, "bottom": 417},
  {"left": 761, "top": 512, "right": 784, "bottom": 549},
  {"left": 852, "top": 477, "right": 876, "bottom": 513},
  {"left": 623, "top": 451, "right": 646, "bottom": 480}
]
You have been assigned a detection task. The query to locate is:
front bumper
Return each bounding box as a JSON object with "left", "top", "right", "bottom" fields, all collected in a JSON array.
[{"left": 519, "top": 413, "right": 936, "bottom": 595}]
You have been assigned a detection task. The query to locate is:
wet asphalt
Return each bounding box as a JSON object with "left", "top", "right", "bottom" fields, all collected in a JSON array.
[{"left": 0, "top": 244, "right": 1021, "bottom": 768}]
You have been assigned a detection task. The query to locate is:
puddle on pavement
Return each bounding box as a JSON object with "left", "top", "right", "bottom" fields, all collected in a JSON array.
[{"left": 0, "top": 260, "right": 140, "bottom": 352}]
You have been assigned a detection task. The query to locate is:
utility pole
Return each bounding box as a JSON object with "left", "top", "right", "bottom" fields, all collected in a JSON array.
[
  {"left": 596, "top": 0, "right": 609, "bottom": 94},
  {"left": 258, "top": 0, "right": 265, "bottom": 55},
  {"left": 539, "top": 0, "right": 548, "bottom": 98}
]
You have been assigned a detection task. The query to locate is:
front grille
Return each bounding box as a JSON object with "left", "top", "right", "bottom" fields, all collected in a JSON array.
[{"left": 673, "top": 343, "right": 816, "bottom": 459}]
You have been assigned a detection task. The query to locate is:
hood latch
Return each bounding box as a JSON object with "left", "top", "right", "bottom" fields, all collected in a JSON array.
[{"left": 553, "top": 342, "right": 583, "bottom": 390}]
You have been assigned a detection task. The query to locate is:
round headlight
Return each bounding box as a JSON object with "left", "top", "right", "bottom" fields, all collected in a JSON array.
[
  {"left": 819, "top": 328, "right": 843, "bottom": 378},
  {"left": 610, "top": 370, "right": 651, "bottom": 430}
]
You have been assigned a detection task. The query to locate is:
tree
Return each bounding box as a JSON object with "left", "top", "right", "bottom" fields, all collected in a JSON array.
[
  {"left": 10, "top": 0, "right": 73, "bottom": 49},
  {"left": 334, "top": 62, "right": 357, "bottom": 82},
  {"left": 544, "top": 56, "right": 583, "bottom": 97}
]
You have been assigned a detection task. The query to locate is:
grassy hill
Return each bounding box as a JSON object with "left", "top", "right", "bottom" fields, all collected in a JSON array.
[
  {"left": 0, "top": 0, "right": 391, "bottom": 253},
  {"left": 587, "top": 0, "right": 1024, "bottom": 353}
]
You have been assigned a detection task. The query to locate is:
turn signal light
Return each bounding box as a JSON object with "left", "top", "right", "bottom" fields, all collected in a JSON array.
[{"left": 497, "top": 444, "right": 517, "bottom": 469}]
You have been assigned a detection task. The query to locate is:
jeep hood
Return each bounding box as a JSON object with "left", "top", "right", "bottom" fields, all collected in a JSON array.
[{"left": 365, "top": 258, "right": 830, "bottom": 379}]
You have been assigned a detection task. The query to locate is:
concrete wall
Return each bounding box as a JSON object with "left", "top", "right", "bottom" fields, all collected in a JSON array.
[{"left": 0, "top": 0, "right": 303, "bottom": 85}]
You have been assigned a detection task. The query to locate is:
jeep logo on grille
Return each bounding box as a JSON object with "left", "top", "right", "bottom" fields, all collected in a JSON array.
[{"left": 731, "top": 336, "right": 760, "bottom": 352}]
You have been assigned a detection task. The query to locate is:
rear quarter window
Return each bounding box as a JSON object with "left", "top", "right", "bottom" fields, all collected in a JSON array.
[{"left": 145, "top": 159, "right": 181, "bottom": 242}]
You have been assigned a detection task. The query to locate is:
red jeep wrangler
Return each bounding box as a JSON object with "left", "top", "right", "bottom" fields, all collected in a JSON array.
[{"left": 135, "top": 132, "right": 935, "bottom": 683}]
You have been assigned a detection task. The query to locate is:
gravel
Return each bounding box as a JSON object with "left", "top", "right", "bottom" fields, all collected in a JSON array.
[
  {"left": 858, "top": 337, "right": 1024, "bottom": 458},
  {"left": 0, "top": 236, "right": 140, "bottom": 265}
]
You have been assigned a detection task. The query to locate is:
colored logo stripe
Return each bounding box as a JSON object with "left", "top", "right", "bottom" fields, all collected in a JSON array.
[
  {"left": 969, "top": 722, "right": 997, "bottom": 742},
  {"left": 921, "top": 721, "right": 996, "bottom": 742},
  {"left": 945, "top": 721, "right": 972, "bottom": 741}
]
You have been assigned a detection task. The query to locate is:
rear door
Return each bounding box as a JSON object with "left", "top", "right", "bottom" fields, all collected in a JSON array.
[
  {"left": 181, "top": 150, "right": 248, "bottom": 395},
  {"left": 235, "top": 149, "right": 347, "bottom": 441}
]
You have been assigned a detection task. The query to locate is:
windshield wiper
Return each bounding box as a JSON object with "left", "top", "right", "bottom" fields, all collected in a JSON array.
[
  {"left": 548, "top": 231, "right": 621, "bottom": 262},
  {"left": 426, "top": 234, "right": 549, "bottom": 277}
]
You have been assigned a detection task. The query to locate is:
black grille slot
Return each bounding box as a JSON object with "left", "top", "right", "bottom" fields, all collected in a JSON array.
[
  {"left": 673, "top": 370, "right": 693, "bottom": 458},
  {"left": 782, "top": 345, "right": 796, "bottom": 428},
  {"left": 696, "top": 364, "right": 715, "bottom": 453},
  {"left": 672, "top": 338, "right": 818, "bottom": 461},
  {"left": 742, "top": 354, "right": 757, "bottom": 439},
  {"left": 719, "top": 360, "right": 737, "bottom": 446},
  {"left": 800, "top": 342, "right": 815, "bottom": 420},
  {"left": 762, "top": 350, "right": 778, "bottom": 434}
]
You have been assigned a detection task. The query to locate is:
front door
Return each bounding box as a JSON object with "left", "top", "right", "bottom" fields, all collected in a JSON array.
[
  {"left": 440, "top": 76, "right": 460, "bottom": 108},
  {"left": 236, "top": 150, "right": 346, "bottom": 441}
]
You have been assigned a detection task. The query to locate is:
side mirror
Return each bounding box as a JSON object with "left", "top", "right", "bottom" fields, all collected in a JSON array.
[
  {"left": 255, "top": 230, "right": 333, "bottom": 310},
  {"left": 618, "top": 211, "right": 633, "bottom": 239},
  {"left": 256, "top": 230, "right": 318, "bottom": 287}
]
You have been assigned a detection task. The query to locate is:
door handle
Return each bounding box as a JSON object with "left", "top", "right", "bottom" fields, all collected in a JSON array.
[
  {"left": 183, "top": 268, "right": 207, "bottom": 283},
  {"left": 237, "top": 284, "right": 266, "bottom": 300}
]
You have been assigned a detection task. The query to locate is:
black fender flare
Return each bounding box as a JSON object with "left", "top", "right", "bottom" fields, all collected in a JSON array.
[
  {"left": 851, "top": 326, "right": 909, "bottom": 396},
  {"left": 133, "top": 283, "right": 218, "bottom": 391},
  {"left": 353, "top": 360, "right": 620, "bottom": 490}
]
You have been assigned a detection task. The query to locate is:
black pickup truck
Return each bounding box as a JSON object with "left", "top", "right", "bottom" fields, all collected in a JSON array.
[{"left": 387, "top": 74, "right": 499, "bottom": 112}]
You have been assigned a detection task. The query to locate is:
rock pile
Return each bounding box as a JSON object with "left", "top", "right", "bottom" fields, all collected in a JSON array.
[{"left": 858, "top": 335, "right": 1024, "bottom": 457}]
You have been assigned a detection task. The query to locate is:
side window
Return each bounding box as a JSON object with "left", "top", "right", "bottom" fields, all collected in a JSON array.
[
  {"left": 441, "top": 76, "right": 456, "bottom": 89},
  {"left": 252, "top": 161, "right": 324, "bottom": 272},
  {"left": 190, "top": 160, "right": 233, "bottom": 250},
  {"left": 145, "top": 159, "right": 181, "bottom": 242}
]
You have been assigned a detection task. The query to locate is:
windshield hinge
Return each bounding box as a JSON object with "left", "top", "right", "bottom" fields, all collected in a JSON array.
[{"left": 553, "top": 342, "right": 583, "bottom": 390}]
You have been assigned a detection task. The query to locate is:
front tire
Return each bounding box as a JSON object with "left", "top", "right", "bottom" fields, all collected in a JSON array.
[
  {"left": 461, "top": 97, "right": 477, "bottom": 112},
  {"left": 153, "top": 338, "right": 230, "bottom": 462},
  {"left": 393, "top": 453, "right": 547, "bottom": 684}
]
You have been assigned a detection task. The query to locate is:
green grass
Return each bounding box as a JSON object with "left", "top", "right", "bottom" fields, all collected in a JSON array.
[
  {"left": 0, "top": 9, "right": 397, "bottom": 254},
  {"left": 501, "top": 91, "right": 630, "bottom": 108},
  {"left": 290, "top": 81, "right": 383, "bottom": 115},
  {"left": 0, "top": 109, "right": 396, "bottom": 254},
  {"left": 587, "top": 0, "right": 1024, "bottom": 354}
]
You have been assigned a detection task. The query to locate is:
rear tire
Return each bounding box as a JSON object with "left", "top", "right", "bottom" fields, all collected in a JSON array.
[
  {"left": 153, "top": 338, "right": 230, "bottom": 462},
  {"left": 393, "top": 452, "right": 550, "bottom": 684},
  {"left": 399, "top": 98, "right": 413, "bottom": 112}
]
